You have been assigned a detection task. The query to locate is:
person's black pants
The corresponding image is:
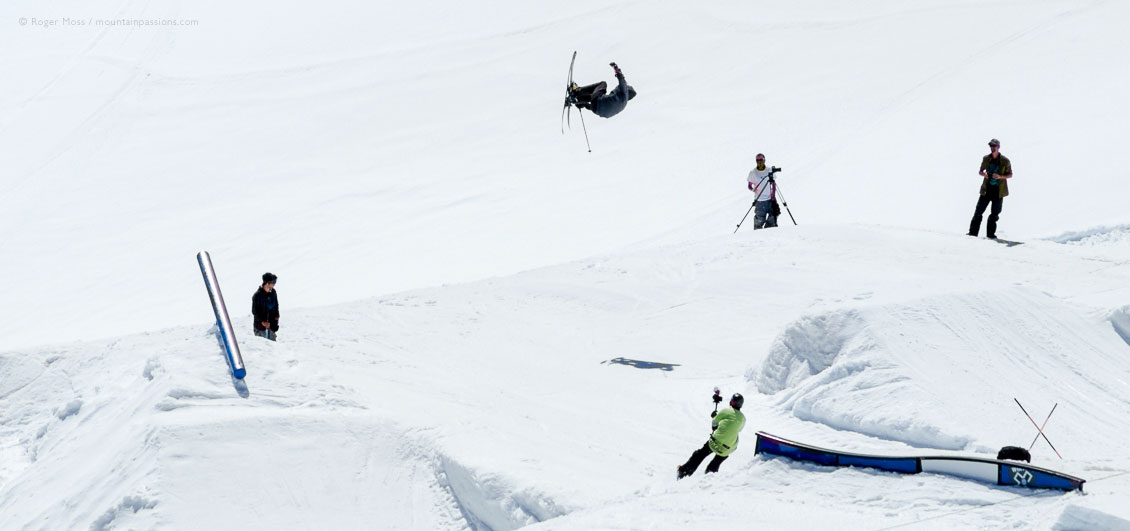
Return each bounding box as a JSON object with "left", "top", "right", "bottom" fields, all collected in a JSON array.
[
  {"left": 968, "top": 194, "right": 1004, "bottom": 238},
  {"left": 678, "top": 442, "right": 728, "bottom": 478},
  {"left": 573, "top": 81, "right": 607, "bottom": 103}
]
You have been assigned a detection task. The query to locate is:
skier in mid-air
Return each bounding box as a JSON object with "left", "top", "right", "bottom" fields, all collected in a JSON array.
[{"left": 569, "top": 62, "right": 637, "bottom": 118}]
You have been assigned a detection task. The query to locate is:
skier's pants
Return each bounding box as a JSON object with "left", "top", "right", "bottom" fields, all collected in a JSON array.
[
  {"left": 680, "top": 442, "right": 728, "bottom": 477},
  {"left": 754, "top": 200, "right": 778, "bottom": 229},
  {"left": 968, "top": 194, "right": 1004, "bottom": 238},
  {"left": 573, "top": 81, "right": 607, "bottom": 103}
]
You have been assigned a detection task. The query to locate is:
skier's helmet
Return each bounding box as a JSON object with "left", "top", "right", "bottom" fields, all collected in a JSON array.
[{"left": 730, "top": 393, "right": 744, "bottom": 410}]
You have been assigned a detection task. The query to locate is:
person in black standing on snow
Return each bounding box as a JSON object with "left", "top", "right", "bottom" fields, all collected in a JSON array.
[
  {"left": 252, "top": 272, "right": 280, "bottom": 341},
  {"left": 967, "top": 138, "right": 1013, "bottom": 239},
  {"left": 570, "top": 62, "right": 637, "bottom": 118}
]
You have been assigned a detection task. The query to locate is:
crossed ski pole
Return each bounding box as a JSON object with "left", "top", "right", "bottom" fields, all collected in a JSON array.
[{"left": 1014, "top": 398, "right": 1062, "bottom": 459}]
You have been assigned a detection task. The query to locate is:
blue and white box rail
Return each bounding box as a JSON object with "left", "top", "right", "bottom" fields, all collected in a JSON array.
[{"left": 755, "top": 431, "right": 1084, "bottom": 491}]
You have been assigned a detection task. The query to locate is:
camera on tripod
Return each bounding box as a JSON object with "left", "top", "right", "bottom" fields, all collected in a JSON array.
[{"left": 767, "top": 166, "right": 781, "bottom": 181}]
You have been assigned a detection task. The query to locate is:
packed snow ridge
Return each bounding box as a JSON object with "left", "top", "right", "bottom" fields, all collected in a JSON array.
[{"left": 5, "top": 226, "right": 1130, "bottom": 529}]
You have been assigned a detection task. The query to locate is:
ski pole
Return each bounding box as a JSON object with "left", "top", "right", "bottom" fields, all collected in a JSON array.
[
  {"left": 1027, "top": 402, "right": 1058, "bottom": 452},
  {"left": 577, "top": 106, "right": 592, "bottom": 153},
  {"left": 1014, "top": 398, "right": 1063, "bottom": 459}
]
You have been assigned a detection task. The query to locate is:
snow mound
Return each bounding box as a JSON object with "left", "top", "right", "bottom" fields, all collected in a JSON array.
[
  {"left": 751, "top": 288, "right": 1130, "bottom": 455},
  {"left": 0, "top": 330, "right": 567, "bottom": 530},
  {"left": 1048, "top": 225, "right": 1130, "bottom": 248},
  {"left": 1054, "top": 504, "right": 1130, "bottom": 531}
]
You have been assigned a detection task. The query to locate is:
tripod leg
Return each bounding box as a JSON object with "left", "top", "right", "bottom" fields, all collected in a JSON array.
[
  {"left": 773, "top": 184, "right": 798, "bottom": 225},
  {"left": 734, "top": 202, "right": 756, "bottom": 233}
]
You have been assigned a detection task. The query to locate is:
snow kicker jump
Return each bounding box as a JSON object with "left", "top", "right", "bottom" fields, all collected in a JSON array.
[
  {"left": 754, "top": 432, "right": 1084, "bottom": 491},
  {"left": 197, "top": 251, "right": 246, "bottom": 380}
]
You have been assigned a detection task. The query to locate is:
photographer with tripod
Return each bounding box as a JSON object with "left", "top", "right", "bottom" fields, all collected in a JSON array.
[{"left": 746, "top": 153, "right": 781, "bottom": 229}]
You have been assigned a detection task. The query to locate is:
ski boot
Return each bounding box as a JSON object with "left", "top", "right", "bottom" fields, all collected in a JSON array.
[{"left": 566, "top": 82, "right": 581, "bottom": 105}]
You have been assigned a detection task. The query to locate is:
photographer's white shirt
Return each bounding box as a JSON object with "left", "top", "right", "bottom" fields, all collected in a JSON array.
[{"left": 747, "top": 167, "right": 776, "bottom": 201}]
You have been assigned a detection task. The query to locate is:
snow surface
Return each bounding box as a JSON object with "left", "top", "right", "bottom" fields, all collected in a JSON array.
[{"left": 4, "top": 0, "right": 1130, "bottom": 529}]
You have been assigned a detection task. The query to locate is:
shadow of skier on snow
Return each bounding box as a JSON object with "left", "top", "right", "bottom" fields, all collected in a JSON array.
[{"left": 602, "top": 357, "right": 680, "bottom": 371}]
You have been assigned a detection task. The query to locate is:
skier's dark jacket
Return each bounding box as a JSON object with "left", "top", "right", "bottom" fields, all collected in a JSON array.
[
  {"left": 591, "top": 73, "right": 637, "bottom": 119},
  {"left": 252, "top": 287, "right": 280, "bottom": 332}
]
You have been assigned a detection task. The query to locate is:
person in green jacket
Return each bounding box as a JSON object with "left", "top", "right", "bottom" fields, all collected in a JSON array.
[{"left": 677, "top": 393, "right": 746, "bottom": 478}]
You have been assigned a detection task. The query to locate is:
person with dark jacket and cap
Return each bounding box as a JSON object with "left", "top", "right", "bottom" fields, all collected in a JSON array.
[
  {"left": 677, "top": 393, "right": 747, "bottom": 478},
  {"left": 252, "top": 272, "right": 280, "bottom": 341},
  {"left": 967, "top": 138, "right": 1013, "bottom": 239},
  {"left": 569, "top": 62, "right": 637, "bottom": 118}
]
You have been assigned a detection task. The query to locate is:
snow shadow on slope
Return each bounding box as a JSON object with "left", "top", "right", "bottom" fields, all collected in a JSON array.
[
  {"left": 601, "top": 357, "right": 680, "bottom": 371},
  {"left": 1110, "top": 306, "right": 1130, "bottom": 349}
]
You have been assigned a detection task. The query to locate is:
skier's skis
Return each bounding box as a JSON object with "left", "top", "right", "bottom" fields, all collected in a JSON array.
[
  {"left": 562, "top": 51, "right": 577, "bottom": 134},
  {"left": 561, "top": 51, "right": 591, "bottom": 152}
]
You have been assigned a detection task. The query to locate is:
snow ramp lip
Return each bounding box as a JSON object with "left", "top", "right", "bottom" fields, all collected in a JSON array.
[{"left": 754, "top": 431, "right": 1085, "bottom": 491}]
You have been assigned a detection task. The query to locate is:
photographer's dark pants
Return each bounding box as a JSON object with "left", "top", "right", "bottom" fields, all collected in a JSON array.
[
  {"left": 678, "top": 442, "right": 728, "bottom": 478},
  {"left": 968, "top": 194, "right": 1004, "bottom": 238},
  {"left": 754, "top": 200, "right": 777, "bottom": 229}
]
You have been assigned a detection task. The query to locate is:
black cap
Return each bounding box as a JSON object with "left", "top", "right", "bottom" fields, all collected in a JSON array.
[
  {"left": 262, "top": 272, "right": 277, "bottom": 284},
  {"left": 988, "top": 138, "right": 1001, "bottom": 147}
]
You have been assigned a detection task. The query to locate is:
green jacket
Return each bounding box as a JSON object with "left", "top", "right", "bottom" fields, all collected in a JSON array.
[
  {"left": 979, "top": 153, "right": 1012, "bottom": 198},
  {"left": 708, "top": 408, "right": 746, "bottom": 457}
]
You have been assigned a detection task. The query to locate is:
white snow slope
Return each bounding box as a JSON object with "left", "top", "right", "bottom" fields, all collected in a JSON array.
[{"left": 3, "top": 0, "right": 1130, "bottom": 530}]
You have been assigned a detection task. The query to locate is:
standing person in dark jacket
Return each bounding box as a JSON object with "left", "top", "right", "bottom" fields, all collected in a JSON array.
[
  {"left": 252, "top": 272, "right": 279, "bottom": 341},
  {"left": 677, "top": 393, "right": 746, "bottom": 478},
  {"left": 569, "top": 62, "right": 637, "bottom": 118},
  {"left": 967, "top": 138, "right": 1013, "bottom": 239}
]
